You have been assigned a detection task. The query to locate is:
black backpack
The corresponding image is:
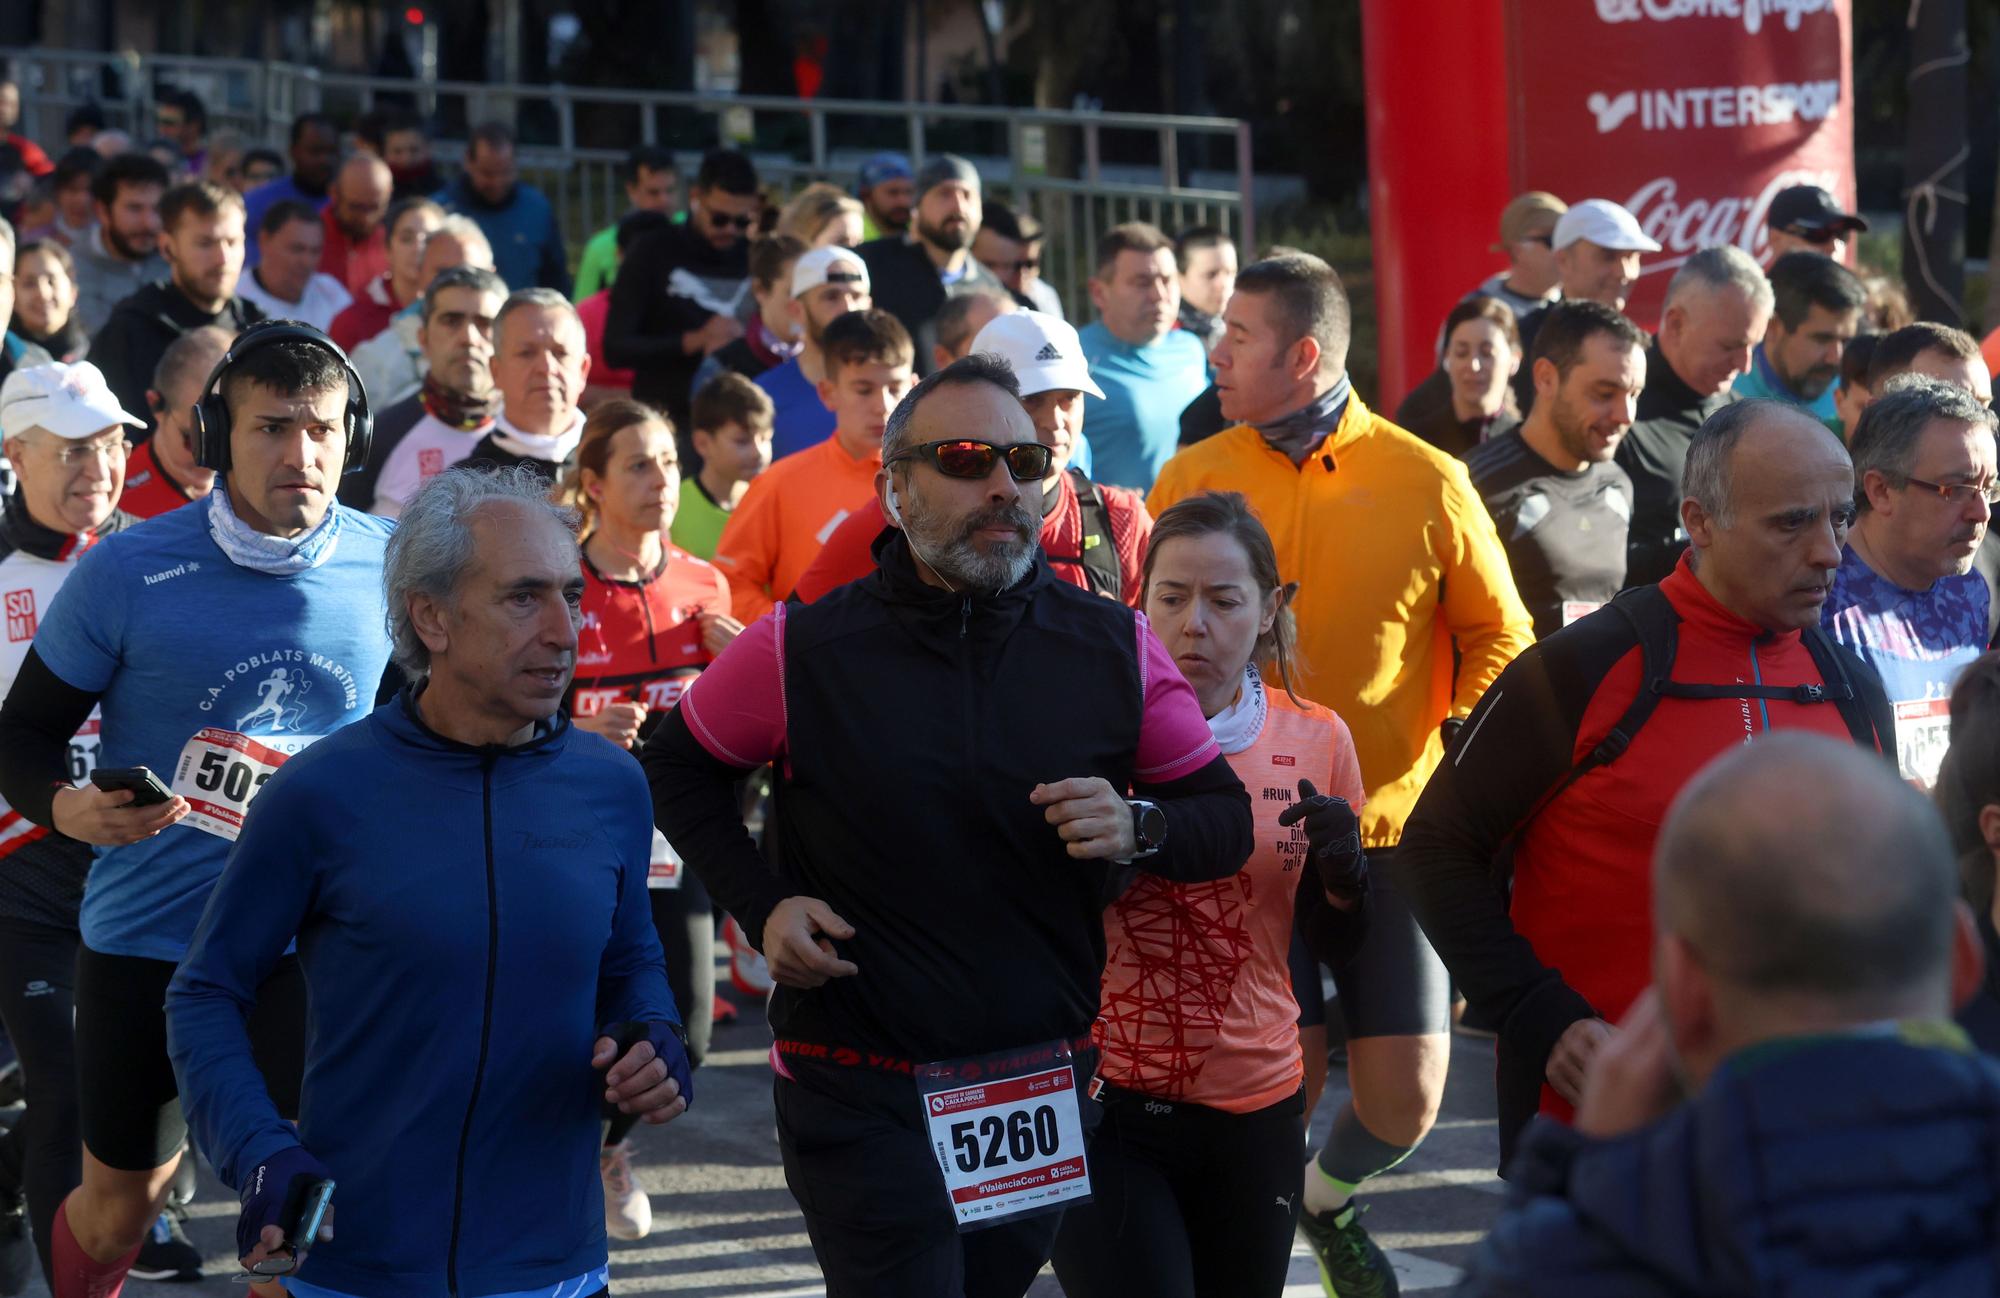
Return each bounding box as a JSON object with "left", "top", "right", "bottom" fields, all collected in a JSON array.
[
  {"left": 1516, "top": 583, "right": 1893, "bottom": 823},
  {"left": 1043, "top": 468, "right": 1123, "bottom": 602}
]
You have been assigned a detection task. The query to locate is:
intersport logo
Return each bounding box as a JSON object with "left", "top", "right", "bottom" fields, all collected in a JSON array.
[
  {"left": 1588, "top": 80, "right": 1839, "bottom": 134},
  {"left": 1623, "top": 168, "right": 1840, "bottom": 270},
  {"left": 1594, "top": 0, "right": 1836, "bottom": 35}
]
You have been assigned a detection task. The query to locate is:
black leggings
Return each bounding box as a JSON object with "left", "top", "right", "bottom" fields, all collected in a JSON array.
[
  {"left": 1294, "top": 847, "right": 1452, "bottom": 1040},
  {"left": 604, "top": 875, "right": 714, "bottom": 1145},
  {"left": 0, "top": 918, "right": 80, "bottom": 1287},
  {"left": 1050, "top": 1086, "right": 1305, "bottom": 1298},
  {"left": 73, "top": 945, "right": 305, "bottom": 1172}
]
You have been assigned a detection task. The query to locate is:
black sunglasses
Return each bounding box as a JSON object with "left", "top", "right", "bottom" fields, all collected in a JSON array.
[
  {"left": 707, "top": 209, "right": 755, "bottom": 231},
  {"left": 888, "top": 439, "right": 1052, "bottom": 481},
  {"left": 1784, "top": 224, "right": 1841, "bottom": 245}
]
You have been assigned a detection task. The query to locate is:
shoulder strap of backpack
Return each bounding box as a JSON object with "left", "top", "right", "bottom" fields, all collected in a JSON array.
[
  {"left": 1799, "top": 623, "right": 1893, "bottom": 754},
  {"left": 1508, "top": 585, "right": 1678, "bottom": 833},
  {"left": 1064, "top": 468, "right": 1123, "bottom": 602}
]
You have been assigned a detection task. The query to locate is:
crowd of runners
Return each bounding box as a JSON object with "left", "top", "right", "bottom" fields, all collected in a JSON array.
[{"left": 0, "top": 78, "right": 1999, "bottom": 1298}]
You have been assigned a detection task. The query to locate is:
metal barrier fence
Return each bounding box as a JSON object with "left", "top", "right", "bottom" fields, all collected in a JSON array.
[{"left": 2, "top": 47, "right": 1253, "bottom": 313}]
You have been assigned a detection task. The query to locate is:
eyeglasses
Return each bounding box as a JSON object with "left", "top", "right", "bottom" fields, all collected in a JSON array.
[
  {"left": 1783, "top": 225, "right": 1841, "bottom": 246},
  {"left": 983, "top": 257, "right": 1040, "bottom": 274},
  {"left": 1902, "top": 476, "right": 2000, "bottom": 506},
  {"left": 50, "top": 439, "right": 131, "bottom": 468},
  {"left": 707, "top": 210, "right": 755, "bottom": 231},
  {"left": 887, "top": 439, "right": 1052, "bottom": 482},
  {"left": 1520, "top": 235, "right": 1553, "bottom": 248}
]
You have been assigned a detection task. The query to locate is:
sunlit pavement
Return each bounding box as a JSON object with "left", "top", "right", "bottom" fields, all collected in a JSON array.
[{"left": 55, "top": 1011, "right": 1506, "bottom": 1297}]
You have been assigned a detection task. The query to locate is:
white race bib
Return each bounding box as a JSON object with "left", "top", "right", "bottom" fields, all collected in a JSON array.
[
  {"left": 918, "top": 1045, "right": 1091, "bottom": 1231},
  {"left": 170, "top": 728, "right": 314, "bottom": 841},
  {"left": 1892, "top": 697, "right": 1952, "bottom": 792},
  {"left": 648, "top": 827, "right": 683, "bottom": 890},
  {"left": 1561, "top": 600, "right": 1603, "bottom": 627}
]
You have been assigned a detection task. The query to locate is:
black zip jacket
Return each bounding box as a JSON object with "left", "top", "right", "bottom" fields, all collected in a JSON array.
[
  {"left": 88, "top": 281, "right": 264, "bottom": 439},
  {"left": 645, "top": 530, "right": 1253, "bottom": 1064}
]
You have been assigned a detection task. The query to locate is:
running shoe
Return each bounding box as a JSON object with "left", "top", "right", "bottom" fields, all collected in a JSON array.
[
  {"left": 600, "top": 1141, "right": 653, "bottom": 1242},
  {"left": 722, "top": 914, "right": 774, "bottom": 998},
  {"left": 130, "top": 1205, "right": 203, "bottom": 1282},
  {"left": 1298, "top": 1201, "right": 1400, "bottom": 1298},
  {"left": 0, "top": 1193, "right": 30, "bottom": 1297},
  {"left": 712, "top": 991, "right": 740, "bottom": 1026}
]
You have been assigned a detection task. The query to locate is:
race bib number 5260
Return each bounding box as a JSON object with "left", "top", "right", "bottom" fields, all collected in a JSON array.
[
  {"left": 170, "top": 728, "right": 302, "bottom": 841},
  {"left": 918, "top": 1046, "right": 1090, "bottom": 1231}
]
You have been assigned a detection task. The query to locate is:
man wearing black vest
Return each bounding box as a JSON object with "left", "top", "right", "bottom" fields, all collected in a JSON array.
[
  {"left": 1399, "top": 399, "right": 1893, "bottom": 1169},
  {"left": 645, "top": 353, "right": 1252, "bottom": 1297}
]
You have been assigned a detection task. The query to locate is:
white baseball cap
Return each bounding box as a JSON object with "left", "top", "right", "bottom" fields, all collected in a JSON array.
[
  {"left": 790, "top": 246, "right": 871, "bottom": 299},
  {"left": 1552, "top": 198, "right": 1662, "bottom": 254},
  {"left": 0, "top": 361, "right": 146, "bottom": 441},
  {"left": 969, "top": 310, "right": 1105, "bottom": 400}
]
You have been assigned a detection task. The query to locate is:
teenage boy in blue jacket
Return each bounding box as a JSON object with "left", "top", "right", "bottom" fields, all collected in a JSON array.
[{"left": 168, "top": 465, "right": 689, "bottom": 1298}]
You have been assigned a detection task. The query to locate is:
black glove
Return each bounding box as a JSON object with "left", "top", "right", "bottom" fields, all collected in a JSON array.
[{"left": 1276, "top": 778, "right": 1366, "bottom": 904}]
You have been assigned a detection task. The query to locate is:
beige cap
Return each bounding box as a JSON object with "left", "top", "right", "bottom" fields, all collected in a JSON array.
[{"left": 1493, "top": 192, "right": 1568, "bottom": 252}]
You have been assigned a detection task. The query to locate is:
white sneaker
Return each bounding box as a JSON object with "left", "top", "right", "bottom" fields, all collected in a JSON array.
[{"left": 600, "top": 1141, "right": 653, "bottom": 1241}]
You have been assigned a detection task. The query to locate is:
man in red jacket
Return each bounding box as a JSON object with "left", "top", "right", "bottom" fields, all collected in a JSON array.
[
  {"left": 794, "top": 310, "right": 1152, "bottom": 606},
  {"left": 1399, "top": 398, "right": 1895, "bottom": 1166}
]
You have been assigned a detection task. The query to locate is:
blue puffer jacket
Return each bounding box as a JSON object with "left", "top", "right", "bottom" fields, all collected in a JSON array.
[{"left": 1455, "top": 1031, "right": 2000, "bottom": 1297}]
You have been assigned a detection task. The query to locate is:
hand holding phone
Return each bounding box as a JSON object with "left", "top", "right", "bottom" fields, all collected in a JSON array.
[
  {"left": 236, "top": 1147, "right": 336, "bottom": 1279},
  {"left": 53, "top": 769, "right": 188, "bottom": 846}
]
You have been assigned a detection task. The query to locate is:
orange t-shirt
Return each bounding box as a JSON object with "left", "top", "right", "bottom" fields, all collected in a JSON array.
[
  {"left": 1094, "top": 678, "right": 1366, "bottom": 1113},
  {"left": 712, "top": 433, "right": 882, "bottom": 623}
]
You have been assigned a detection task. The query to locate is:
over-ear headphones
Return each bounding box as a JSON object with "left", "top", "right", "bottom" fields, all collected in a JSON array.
[{"left": 191, "top": 320, "right": 374, "bottom": 476}]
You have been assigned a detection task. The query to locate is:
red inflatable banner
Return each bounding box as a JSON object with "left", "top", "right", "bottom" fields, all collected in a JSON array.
[{"left": 1502, "top": 0, "right": 1856, "bottom": 327}]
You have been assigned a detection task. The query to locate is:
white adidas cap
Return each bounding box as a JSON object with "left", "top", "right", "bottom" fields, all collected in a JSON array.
[
  {"left": 790, "top": 245, "right": 871, "bottom": 299},
  {"left": 969, "top": 310, "right": 1105, "bottom": 400},
  {"left": 1552, "top": 198, "right": 1662, "bottom": 253},
  {"left": 0, "top": 361, "right": 146, "bottom": 441}
]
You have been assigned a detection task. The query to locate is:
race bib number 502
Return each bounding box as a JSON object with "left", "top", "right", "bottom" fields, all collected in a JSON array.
[{"left": 170, "top": 728, "right": 309, "bottom": 841}]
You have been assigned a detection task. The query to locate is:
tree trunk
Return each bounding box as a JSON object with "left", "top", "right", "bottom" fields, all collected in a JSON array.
[{"left": 1901, "top": 0, "right": 1969, "bottom": 325}]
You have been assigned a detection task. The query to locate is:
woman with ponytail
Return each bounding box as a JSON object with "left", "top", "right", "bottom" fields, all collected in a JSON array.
[
  {"left": 557, "top": 398, "right": 741, "bottom": 1240},
  {"left": 1052, "top": 490, "right": 1371, "bottom": 1298}
]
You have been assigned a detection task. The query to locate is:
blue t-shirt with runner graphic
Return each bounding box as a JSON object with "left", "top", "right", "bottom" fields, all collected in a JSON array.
[
  {"left": 31, "top": 499, "right": 393, "bottom": 962},
  {"left": 1822, "top": 542, "right": 1989, "bottom": 789}
]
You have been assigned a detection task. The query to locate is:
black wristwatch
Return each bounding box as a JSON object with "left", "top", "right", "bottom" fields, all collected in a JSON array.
[{"left": 1127, "top": 798, "right": 1167, "bottom": 859}]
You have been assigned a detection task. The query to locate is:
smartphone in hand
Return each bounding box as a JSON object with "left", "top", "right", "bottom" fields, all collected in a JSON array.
[{"left": 91, "top": 767, "right": 172, "bottom": 807}]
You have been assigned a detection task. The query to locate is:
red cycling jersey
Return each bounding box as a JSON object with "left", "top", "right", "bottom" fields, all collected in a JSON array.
[{"left": 570, "top": 546, "right": 731, "bottom": 726}]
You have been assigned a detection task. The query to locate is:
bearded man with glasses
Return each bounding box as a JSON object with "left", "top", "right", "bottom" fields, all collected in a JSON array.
[
  {"left": 1824, "top": 375, "right": 2000, "bottom": 789},
  {"left": 606, "top": 148, "right": 762, "bottom": 435},
  {"left": 646, "top": 351, "right": 1253, "bottom": 1298}
]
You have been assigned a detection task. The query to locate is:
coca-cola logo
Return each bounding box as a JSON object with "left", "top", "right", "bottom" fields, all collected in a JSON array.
[
  {"left": 1594, "top": 0, "right": 1835, "bottom": 35},
  {"left": 1623, "top": 167, "right": 1841, "bottom": 269}
]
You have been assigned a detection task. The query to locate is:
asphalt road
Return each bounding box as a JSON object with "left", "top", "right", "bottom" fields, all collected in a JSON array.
[{"left": 27, "top": 1008, "right": 1506, "bottom": 1297}]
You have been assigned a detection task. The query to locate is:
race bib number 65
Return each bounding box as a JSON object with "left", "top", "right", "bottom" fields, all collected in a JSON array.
[{"left": 170, "top": 728, "right": 303, "bottom": 841}]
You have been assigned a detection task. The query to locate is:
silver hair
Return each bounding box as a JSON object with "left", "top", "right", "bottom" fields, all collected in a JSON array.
[
  {"left": 1663, "top": 245, "right": 1774, "bottom": 317},
  {"left": 493, "top": 286, "right": 582, "bottom": 350},
  {"left": 421, "top": 263, "right": 507, "bottom": 324},
  {"left": 1849, "top": 374, "right": 1999, "bottom": 512},
  {"left": 383, "top": 465, "right": 580, "bottom": 675},
  {"left": 1681, "top": 398, "right": 1827, "bottom": 528},
  {"left": 882, "top": 351, "right": 1022, "bottom": 467}
]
